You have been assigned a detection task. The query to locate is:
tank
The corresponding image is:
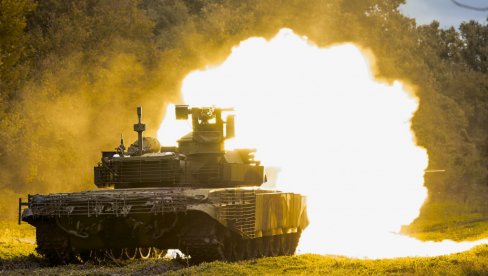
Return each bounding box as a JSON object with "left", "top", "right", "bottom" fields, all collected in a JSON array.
[{"left": 19, "top": 105, "right": 309, "bottom": 264}]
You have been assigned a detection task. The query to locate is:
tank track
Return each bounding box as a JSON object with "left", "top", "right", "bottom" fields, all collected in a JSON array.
[
  {"left": 36, "top": 221, "right": 301, "bottom": 265},
  {"left": 36, "top": 223, "right": 74, "bottom": 264},
  {"left": 36, "top": 222, "right": 167, "bottom": 264},
  {"left": 76, "top": 247, "right": 167, "bottom": 263},
  {"left": 181, "top": 231, "right": 301, "bottom": 264}
]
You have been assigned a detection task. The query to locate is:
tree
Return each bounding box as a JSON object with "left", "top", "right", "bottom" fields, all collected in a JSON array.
[{"left": 0, "top": 0, "right": 34, "bottom": 99}]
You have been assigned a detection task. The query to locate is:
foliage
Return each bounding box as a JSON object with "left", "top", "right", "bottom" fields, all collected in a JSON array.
[{"left": 0, "top": 0, "right": 35, "bottom": 98}]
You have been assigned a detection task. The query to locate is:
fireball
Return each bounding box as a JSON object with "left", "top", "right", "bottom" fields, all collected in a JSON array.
[{"left": 158, "top": 29, "right": 487, "bottom": 258}]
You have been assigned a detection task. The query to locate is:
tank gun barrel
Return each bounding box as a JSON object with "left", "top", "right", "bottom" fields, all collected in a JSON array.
[{"left": 424, "top": 169, "right": 446, "bottom": 173}]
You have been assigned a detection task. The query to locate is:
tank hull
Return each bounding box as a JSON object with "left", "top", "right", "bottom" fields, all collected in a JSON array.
[{"left": 22, "top": 187, "right": 308, "bottom": 263}]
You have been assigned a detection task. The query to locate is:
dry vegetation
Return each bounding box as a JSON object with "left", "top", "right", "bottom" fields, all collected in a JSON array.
[{"left": 1, "top": 220, "right": 488, "bottom": 275}]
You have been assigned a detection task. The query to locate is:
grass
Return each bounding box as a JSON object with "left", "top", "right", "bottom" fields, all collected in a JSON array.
[
  {"left": 1, "top": 218, "right": 488, "bottom": 275},
  {"left": 168, "top": 247, "right": 488, "bottom": 275},
  {"left": 0, "top": 220, "right": 36, "bottom": 259},
  {"left": 401, "top": 201, "right": 488, "bottom": 241},
  {"left": 0, "top": 256, "right": 185, "bottom": 275}
]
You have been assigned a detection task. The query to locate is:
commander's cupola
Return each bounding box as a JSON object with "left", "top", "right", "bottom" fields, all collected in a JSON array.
[{"left": 175, "top": 105, "right": 235, "bottom": 156}]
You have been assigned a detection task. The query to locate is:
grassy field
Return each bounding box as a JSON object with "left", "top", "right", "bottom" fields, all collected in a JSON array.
[
  {"left": 0, "top": 221, "right": 36, "bottom": 260},
  {"left": 401, "top": 202, "right": 488, "bottom": 242},
  {"left": 2, "top": 220, "right": 488, "bottom": 275}
]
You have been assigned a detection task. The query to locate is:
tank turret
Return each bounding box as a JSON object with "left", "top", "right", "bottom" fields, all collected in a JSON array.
[{"left": 94, "top": 106, "right": 264, "bottom": 189}]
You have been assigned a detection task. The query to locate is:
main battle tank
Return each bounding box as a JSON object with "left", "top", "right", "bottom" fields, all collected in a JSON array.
[{"left": 19, "top": 105, "right": 308, "bottom": 264}]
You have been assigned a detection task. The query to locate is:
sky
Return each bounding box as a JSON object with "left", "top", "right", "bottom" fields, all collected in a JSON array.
[{"left": 400, "top": 0, "right": 488, "bottom": 28}]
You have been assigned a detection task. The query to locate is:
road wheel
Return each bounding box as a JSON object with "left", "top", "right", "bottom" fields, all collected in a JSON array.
[
  {"left": 138, "top": 247, "right": 152, "bottom": 259},
  {"left": 222, "top": 236, "right": 234, "bottom": 261},
  {"left": 124, "top": 248, "right": 137, "bottom": 260},
  {"left": 269, "top": 235, "right": 281, "bottom": 257},
  {"left": 152, "top": 248, "right": 167, "bottom": 259},
  {"left": 108, "top": 248, "right": 124, "bottom": 260},
  {"left": 232, "top": 238, "right": 246, "bottom": 261},
  {"left": 78, "top": 251, "right": 90, "bottom": 263},
  {"left": 258, "top": 237, "right": 271, "bottom": 257},
  {"left": 36, "top": 222, "right": 74, "bottom": 264},
  {"left": 282, "top": 234, "right": 293, "bottom": 256},
  {"left": 89, "top": 250, "right": 105, "bottom": 263},
  {"left": 246, "top": 239, "right": 258, "bottom": 259},
  {"left": 289, "top": 232, "right": 300, "bottom": 255}
]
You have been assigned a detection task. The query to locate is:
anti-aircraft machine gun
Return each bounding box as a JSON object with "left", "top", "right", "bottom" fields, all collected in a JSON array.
[{"left": 19, "top": 105, "right": 309, "bottom": 264}]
